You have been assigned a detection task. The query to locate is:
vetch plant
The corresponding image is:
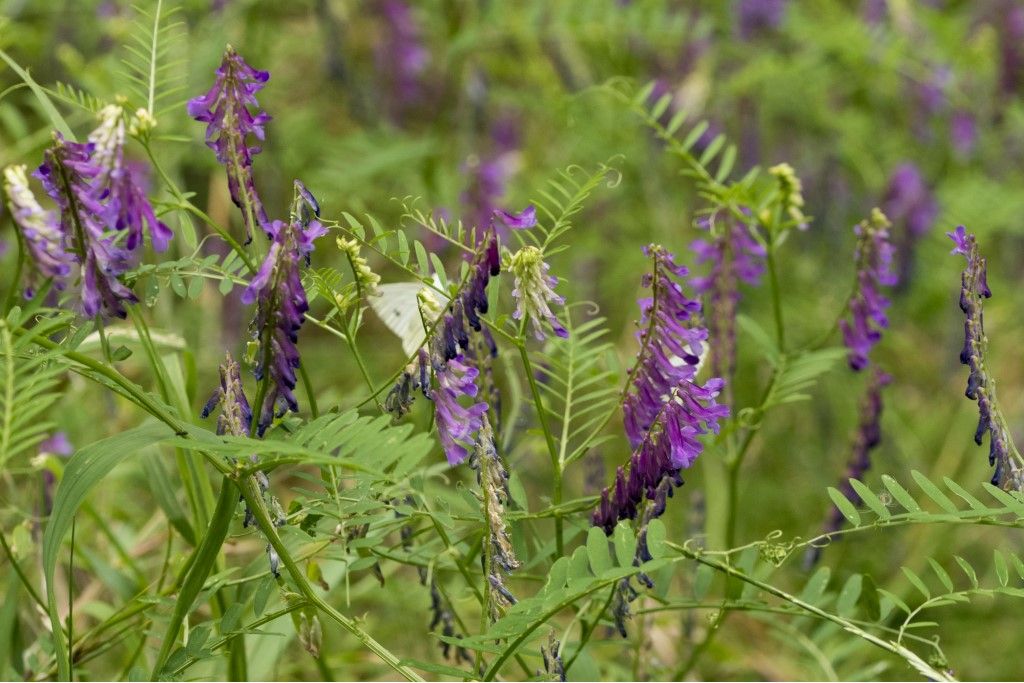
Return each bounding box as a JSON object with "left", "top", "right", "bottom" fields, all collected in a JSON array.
[{"left": 1, "top": 4, "right": 1024, "bottom": 682}]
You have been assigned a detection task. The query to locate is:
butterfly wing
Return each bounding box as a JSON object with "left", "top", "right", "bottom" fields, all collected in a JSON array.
[{"left": 369, "top": 282, "right": 446, "bottom": 357}]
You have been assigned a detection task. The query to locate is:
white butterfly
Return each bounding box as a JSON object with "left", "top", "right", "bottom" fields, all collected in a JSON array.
[{"left": 368, "top": 282, "right": 448, "bottom": 357}]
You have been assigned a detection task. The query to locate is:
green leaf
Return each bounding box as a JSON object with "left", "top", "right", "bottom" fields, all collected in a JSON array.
[
  {"left": 0, "top": 49, "right": 75, "bottom": 139},
  {"left": 612, "top": 522, "right": 634, "bottom": 567},
  {"left": 848, "top": 479, "right": 890, "bottom": 520},
  {"left": 994, "top": 550, "right": 1010, "bottom": 587},
  {"left": 955, "top": 555, "right": 979, "bottom": 588},
  {"left": 859, "top": 574, "right": 881, "bottom": 621},
  {"left": 585, "top": 527, "right": 612, "bottom": 575},
  {"left": 928, "top": 558, "right": 954, "bottom": 593},
  {"left": 827, "top": 487, "right": 861, "bottom": 526},
  {"left": 836, "top": 574, "right": 862, "bottom": 617},
  {"left": 693, "top": 563, "right": 714, "bottom": 601},
  {"left": 43, "top": 422, "right": 172, "bottom": 681},
  {"left": 943, "top": 477, "right": 987, "bottom": 511},
  {"left": 881, "top": 475, "right": 921, "bottom": 513},
  {"left": 645, "top": 519, "right": 667, "bottom": 560},
  {"left": 911, "top": 470, "right": 958, "bottom": 513},
  {"left": 800, "top": 567, "right": 831, "bottom": 604},
  {"left": 901, "top": 567, "right": 930, "bottom": 600}
]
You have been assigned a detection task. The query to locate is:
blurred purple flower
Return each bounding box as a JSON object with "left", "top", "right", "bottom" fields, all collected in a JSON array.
[
  {"left": 243, "top": 213, "right": 326, "bottom": 435},
  {"left": 3, "top": 164, "right": 72, "bottom": 297},
  {"left": 881, "top": 162, "right": 937, "bottom": 289},
  {"left": 461, "top": 113, "right": 521, "bottom": 238},
  {"left": 840, "top": 209, "right": 896, "bottom": 371},
  {"left": 188, "top": 45, "right": 271, "bottom": 242},
  {"left": 36, "top": 134, "right": 138, "bottom": 318},
  {"left": 374, "top": 0, "right": 431, "bottom": 121},
  {"left": 998, "top": 1, "right": 1024, "bottom": 95},
  {"left": 950, "top": 110, "right": 977, "bottom": 157},
  {"left": 689, "top": 212, "right": 765, "bottom": 381},
  {"left": 948, "top": 226, "right": 1023, "bottom": 489},
  {"left": 736, "top": 0, "right": 787, "bottom": 40}
]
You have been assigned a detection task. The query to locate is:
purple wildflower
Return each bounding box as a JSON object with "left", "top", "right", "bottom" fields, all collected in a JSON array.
[
  {"left": 420, "top": 229, "right": 501, "bottom": 464},
  {"left": 89, "top": 104, "right": 172, "bottom": 251},
  {"left": 201, "top": 352, "right": 253, "bottom": 436},
  {"left": 243, "top": 216, "right": 326, "bottom": 435},
  {"left": 622, "top": 245, "right": 707, "bottom": 448},
  {"left": 882, "top": 163, "right": 937, "bottom": 239},
  {"left": 187, "top": 45, "right": 271, "bottom": 242},
  {"left": 593, "top": 378, "right": 728, "bottom": 534},
  {"left": 593, "top": 245, "right": 729, "bottom": 533},
  {"left": 509, "top": 246, "right": 568, "bottom": 340},
  {"left": 689, "top": 212, "right": 765, "bottom": 381},
  {"left": 461, "top": 113, "right": 521, "bottom": 237},
  {"left": 840, "top": 209, "right": 896, "bottom": 371},
  {"left": 494, "top": 205, "right": 536, "bottom": 230},
  {"left": 3, "top": 164, "right": 72, "bottom": 296},
  {"left": 736, "top": 0, "right": 787, "bottom": 40},
  {"left": 948, "top": 226, "right": 1024, "bottom": 489},
  {"left": 373, "top": 0, "right": 431, "bottom": 122},
  {"left": 997, "top": 0, "right": 1024, "bottom": 96},
  {"left": 35, "top": 134, "right": 138, "bottom": 318},
  {"left": 804, "top": 368, "right": 891, "bottom": 568}
]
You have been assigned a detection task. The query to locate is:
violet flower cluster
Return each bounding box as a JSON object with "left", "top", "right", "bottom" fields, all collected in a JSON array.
[
  {"left": 804, "top": 368, "right": 891, "bottom": 568},
  {"left": 373, "top": 0, "right": 431, "bottom": 122},
  {"left": 424, "top": 229, "right": 501, "bottom": 465},
  {"left": 840, "top": 209, "right": 897, "bottom": 371},
  {"left": 689, "top": 212, "right": 765, "bottom": 381},
  {"left": 461, "top": 113, "right": 521, "bottom": 236},
  {"left": 594, "top": 245, "right": 728, "bottom": 534},
  {"left": 243, "top": 215, "right": 326, "bottom": 436},
  {"left": 882, "top": 163, "right": 937, "bottom": 288},
  {"left": 948, "top": 226, "right": 1024, "bottom": 489},
  {"left": 188, "top": 45, "right": 271, "bottom": 242},
  {"left": 35, "top": 135, "right": 139, "bottom": 318}
]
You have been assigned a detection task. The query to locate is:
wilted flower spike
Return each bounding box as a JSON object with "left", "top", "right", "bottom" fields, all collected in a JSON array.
[
  {"left": 840, "top": 209, "right": 897, "bottom": 371},
  {"left": 3, "top": 164, "right": 72, "bottom": 296},
  {"left": 768, "top": 163, "right": 807, "bottom": 229},
  {"left": 509, "top": 246, "right": 568, "bottom": 340},
  {"left": 35, "top": 134, "right": 138, "bottom": 318},
  {"left": 89, "top": 104, "right": 172, "bottom": 252},
  {"left": 201, "top": 352, "right": 252, "bottom": 436},
  {"left": 188, "top": 45, "right": 271, "bottom": 241},
  {"left": 244, "top": 218, "right": 327, "bottom": 435},
  {"left": 948, "top": 226, "right": 1024, "bottom": 490},
  {"left": 804, "top": 368, "right": 891, "bottom": 568}
]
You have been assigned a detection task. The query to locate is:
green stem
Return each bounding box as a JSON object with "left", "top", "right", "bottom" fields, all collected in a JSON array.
[
  {"left": 766, "top": 246, "right": 785, "bottom": 351},
  {"left": 0, "top": 525, "right": 48, "bottom": 614},
  {"left": 3, "top": 222, "right": 26, "bottom": 314}
]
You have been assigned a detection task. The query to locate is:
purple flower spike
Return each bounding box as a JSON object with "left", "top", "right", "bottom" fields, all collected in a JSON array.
[
  {"left": 35, "top": 134, "right": 138, "bottom": 318},
  {"left": 188, "top": 45, "right": 271, "bottom": 242},
  {"left": 948, "top": 226, "right": 1024, "bottom": 489},
  {"left": 736, "top": 0, "right": 787, "bottom": 40},
  {"left": 243, "top": 215, "right": 326, "bottom": 436},
  {"left": 840, "top": 209, "right": 896, "bottom": 371},
  {"left": 623, "top": 245, "right": 707, "bottom": 448},
  {"left": 883, "top": 163, "right": 937, "bottom": 239},
  {"left": 592, "top": 245, "right": 729, "bottom": 533},
  {"left": 89, "top": 105, "right": 172, "bottom": 252},
  {"left": 494, "top": 205, "right": 536, "bottom": 230},
  {"left": 3, "top": 164, "right": 72, "bottom": 296},
  {"left": 689, "top": 211, "right": 765, "bottom": 381},
  {"left": 433, "top": 357, "right": 488, "bottom": 465},
  {"left": 373, "top": 0, "right": 431, "bottom": 121}
]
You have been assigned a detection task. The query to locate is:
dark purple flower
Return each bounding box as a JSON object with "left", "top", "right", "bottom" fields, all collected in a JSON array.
[
  {"left": 622, "top": 245, "right": 707, "bottom": 448},
  {"left": 188, "top": 45, "right": 271, "bottom": 242},
  {"left": 840, "top": 209, "right": 896, "bottom": 371},
  {"left": 418, "top": 229, "right": 501, "bottom": 464},
  {"left": 593, "top": 378, "right": 728, "bottom": 534},
  {"left": 201, "top": 352, "right": 252, "bottom": 436},
  {"left": 948, "top": 226, "right": 1023, "bottom": 489},
  {"left": 373, "top": 0, "right": 431, "bottom": 121},
  {"left": 35, "top": 134, "right": 138, "bottom": 318},
  {"left": 243, "top": 215, "right": 326, "bottom": 435},
  {"left": 804, "top": 368, "right": 891, "bottom": 568},
  {"left": 689, "top": 211, "right": 765, "bottom": 381},
  {"left": 89, "top": 105, "right": 172, "bottom": 252},
  {"left": 3, "top": 164, "right": 72, "bottom": 296},
  {"left": 736, "top": 0, "right": 787, "bottom": 40}
]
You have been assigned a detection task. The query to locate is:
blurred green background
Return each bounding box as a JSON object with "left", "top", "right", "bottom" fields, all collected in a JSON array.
[{"left": 2, "top": 0, "right": 1024, "bottom": 679}]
